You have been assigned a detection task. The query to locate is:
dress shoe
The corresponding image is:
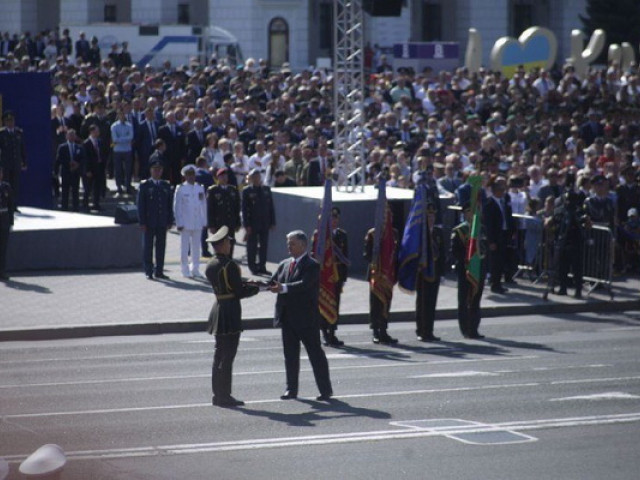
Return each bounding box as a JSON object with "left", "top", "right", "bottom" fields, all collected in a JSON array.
[
  {"left": 316, "top": 393, "right": 332, "bottom": 402},
  {"left": 417, "top": 334, "right": 441, "bottom": 342},
  {"left": 556, "top": 287, "right": 567, "bottom": 296},
  {"left": 213, "top": 396, "right": 245, "bottom": 407},
  {"left": 377, "top": 332, "right": 398, "bottom": 344},
  {"left": 280, "top": 390, "right": 297, "bottom": 400},
  {"left": 326, "top": 334, "right": 344, "bottom": 347},
  {"left": 145, "top": 273, "right": 154, "bottom": 280},
  {"left": 192, "top": 272, "right": 205, "bottom": 279},
  {"left": 0, "top": 273, "right": 10, "bottom": 282},
  {"left": 155, "top": 273, "right": 169, "bottom": 280},
  {"left": 467, "top": 332, "right": 485, "bottom": 339},
  {"left": 258, "top": 268, "right": 272, "bottom": 276},
  {"left": 490, "top": 285, "right": 508, "bottom": 294},
  {"left": 574, "top": 290, "right": 583, "bottom": 299}
]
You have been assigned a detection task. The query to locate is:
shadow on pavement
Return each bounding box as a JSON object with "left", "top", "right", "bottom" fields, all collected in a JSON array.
[
  {"left": 236, "top": 398, "right": 390, "bottom": 426},
  {"left": 2, "top": 278, "right": 52, "bottom": 294}
]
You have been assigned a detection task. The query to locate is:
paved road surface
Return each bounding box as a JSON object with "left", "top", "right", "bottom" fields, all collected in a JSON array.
[{"left": 2, "top": 312, "right": 640, "bottom": 479}]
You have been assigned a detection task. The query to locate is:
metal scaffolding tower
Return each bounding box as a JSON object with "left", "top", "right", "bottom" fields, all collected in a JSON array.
[{"left": 333, "top": 0, "right": 365, "bottom": 191}]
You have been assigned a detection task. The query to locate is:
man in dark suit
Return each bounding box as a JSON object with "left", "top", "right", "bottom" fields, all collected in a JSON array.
[
  {"left": 82, "top": 125, "right": 105, "bottom": 210},
  {"left": 205, "top": 226, "right": 259, "bottom": 408},
  {"left": 157, "top": 110, "right": 186, "bottom": 185},
  {"left": 207, "top": 167, "right": 241, "bottom": 257},
  {"left": 136, "top": 108, "right": 159, "bottom": 181},
  {"left": 242, "top": 169, "right": 276, "bottom": 274},
  {"left": 186, "top": 118, "right": 207, "bottom": 164},
  {"left": 269, "top": 230, "right": 333, "bottom": 401},
  {"left": 483, "top": 175, "right": 516, "bottom": 294},
  {"left": 137, "top": 158, "right": 174, "bottom": 279},
  {"left": 55, "top": 129, "right": 84, "bottom": 212}
]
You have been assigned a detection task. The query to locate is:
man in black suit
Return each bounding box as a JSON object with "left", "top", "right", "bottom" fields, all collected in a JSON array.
[
  {"left": 186, "top": 118, "right": 207, "bottom": 164},
  {"left": 136, "top": 108, "right": 159, "bottom": 181},
  {"left": 269, "top": 230, "right": 333, "bottom": 401},
  {"left": 82, "top": 125, "right": 105, "bottom": 210},
  {"left": 55, "top": 129, "right": 84, "bottom": 211},
  {"left": 157, "top": 110, "right": 186, "bottom": 184},
  {"left": 483, "top": 175, "right": 516, "bottom": 294}
]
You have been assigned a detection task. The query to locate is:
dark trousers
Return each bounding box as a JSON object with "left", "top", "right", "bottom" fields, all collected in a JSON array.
[
  {"left": 457, "top": 267, "right": 484, "bottom": 336},
  {"left": 60, "top": 171, "right": 80, "bottom": 211},
  {"left": 416, "top": 277, "right": 440, "bottom": 337},
  {"left": 369, "top": 290, "right": 391, "bottom": 331},
  {"left": 247, "top": 228, "right": 269, "bottom": 272},
  {"left": 0, "top": 223, "right": 10, "bottom": 275},
  {"left": 557, "top": 244, "right": 583, "bottom": 291},
  {"left": 281, "top": 322, "right": 332, "bottom": 396},
  {"left": 212, "top": 332, "right": 240, "bottom": 400},
  {"left": 489, "top": 231, "right": 508, "bottom": 288},
  {"left": 82, "top": 168, "right": 105, "bottom": 208},
  {"left": 201, "top": 227, "right": 210, "bottom": 254},
  {"left": 143, "top": 226, "right": 167, "bottom": 276}
]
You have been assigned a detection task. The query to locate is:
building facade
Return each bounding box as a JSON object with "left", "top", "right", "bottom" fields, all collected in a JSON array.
[{"left": 1, "top": 0, "right": 587, "bottom": 71}]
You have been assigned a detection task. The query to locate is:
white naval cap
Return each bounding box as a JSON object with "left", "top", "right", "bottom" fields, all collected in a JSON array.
[{"left": 19, "top": 444, "right": 66, "bottom": 479}]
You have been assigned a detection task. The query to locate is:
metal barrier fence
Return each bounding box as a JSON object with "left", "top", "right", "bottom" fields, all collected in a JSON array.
[
  {"left": 443, "top": 208, "right": 616, "bottom": 301},
  {"left": 508, "top": 213, "right": 615, "bottom": 300}
]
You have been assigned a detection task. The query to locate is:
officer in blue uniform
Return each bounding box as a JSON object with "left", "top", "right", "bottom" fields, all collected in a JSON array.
[
  {"left": 137, "top": 158, "right": 174, "bottom": 279},
  {"left": 0, "top": 111, "right": 27, "bottom": 211}
]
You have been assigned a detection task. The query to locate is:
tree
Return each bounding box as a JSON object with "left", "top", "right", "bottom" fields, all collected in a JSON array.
[{"left": 580, "top": 0, "right": 640, "bottom": 62}]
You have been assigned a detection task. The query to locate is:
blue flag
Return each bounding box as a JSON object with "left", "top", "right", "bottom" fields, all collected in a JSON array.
[{"left": 398, "top": 184, "right": 426, "bottom": 292}]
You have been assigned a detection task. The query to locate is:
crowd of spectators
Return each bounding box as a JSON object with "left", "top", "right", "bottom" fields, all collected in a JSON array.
[{"left": 2, "top": 27, "right": 640, "bottom": 275}]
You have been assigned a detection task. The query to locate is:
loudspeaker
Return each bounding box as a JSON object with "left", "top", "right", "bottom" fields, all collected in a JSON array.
[
  {"left": 363, "top": 0, "right": 403, "bottom": 17},
  {"left": 114, "top": 204, "right": 139, "bottom": 224}
]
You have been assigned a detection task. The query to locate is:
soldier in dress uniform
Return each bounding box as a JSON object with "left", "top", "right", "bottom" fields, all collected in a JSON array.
[
  {"left": 451, "top": 203, "right": 486, "bottom": 338},
  {"left": 205, "top": 226, "right": 259, "bottom": 407},
  {"left": 174, "top": 164, "right": 207, "bottom": 278},
  {"left": 311, "top": 206, "right": 349, "bottom": 347},
  {"left": 364, "top": 226, "right": 399, "bottom": 344},
  {"left": 415, "top": 202, "right": 446, "bottom": 342},
  {"left": 0, "top": 111, "right": 27, "bottom": 211},
  {"left": 242, "top": 168, "right": 276, "bottom": 275},
  {"left": 207, "top": 167, "right": 241, "bottom": 257},
  {"left": 0, "top": 166, "right": 15, "bottom": 281},
  {"left": 137, "top": 158, "right": 174, "bottom": 279}
]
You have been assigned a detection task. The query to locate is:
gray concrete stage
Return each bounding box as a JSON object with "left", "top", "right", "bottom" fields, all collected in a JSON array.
[
  {"left": 270, "top": 185, "right": 414, "bottom": 274},
  {"left": 6, "top": 207, "right": 140, "bottom": 271}
]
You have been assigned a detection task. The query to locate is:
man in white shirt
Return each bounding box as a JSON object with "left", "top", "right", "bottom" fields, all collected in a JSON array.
[{"left": 174, "top": 164, "right": 207, "bottom": 278}]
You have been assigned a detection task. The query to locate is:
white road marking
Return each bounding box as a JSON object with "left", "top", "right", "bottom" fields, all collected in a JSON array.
[
  {"left": 6, "top": 374, "right": 640, "bottom": 419},
  {"left": 410, "top": 371, "right": 499, "bottom": 378},
  {"left": 3, "top": 412, "right": 640, "bottom": 463},
  {"left": 550, "top": 392, "right": 640, "bottom": 401},
  {"left": 0, "top": 355, "right": 539, "bottom": 389}
]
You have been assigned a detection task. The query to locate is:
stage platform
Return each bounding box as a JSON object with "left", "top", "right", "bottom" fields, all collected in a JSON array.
[
  {"left": 269, "top": 185, "right": 415, "bottom": 275},
  {"left": 6, "top": 207, "right": 141, "bottom": 271}
]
